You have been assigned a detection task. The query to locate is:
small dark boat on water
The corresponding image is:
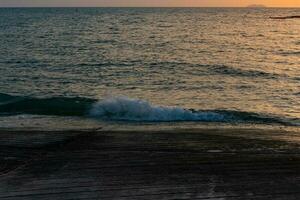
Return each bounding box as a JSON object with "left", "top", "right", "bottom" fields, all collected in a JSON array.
[{"left": 270, "top": 15, "right": 300, "bottom": 19}]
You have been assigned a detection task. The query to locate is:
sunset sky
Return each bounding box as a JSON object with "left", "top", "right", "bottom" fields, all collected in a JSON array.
[{"left": 0, "top": 0, "right": 299, "bottom": 7}]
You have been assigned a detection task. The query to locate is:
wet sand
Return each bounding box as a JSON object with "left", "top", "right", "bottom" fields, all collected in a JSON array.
[{"left": 0, "top": 128, "right": 300, "bottom": 199}]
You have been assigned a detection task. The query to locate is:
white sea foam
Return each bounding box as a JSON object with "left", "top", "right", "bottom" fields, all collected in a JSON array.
[{"left": 89, "top": 96, "right": 226, "bottom": 122}]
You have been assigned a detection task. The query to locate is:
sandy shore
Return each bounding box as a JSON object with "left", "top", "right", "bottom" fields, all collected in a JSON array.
[{"left": 0, "top": 128, "right": 300, "bottom": 199}]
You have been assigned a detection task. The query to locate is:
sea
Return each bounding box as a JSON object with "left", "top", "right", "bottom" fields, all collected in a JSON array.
[{"left": 0, "top": 8, "right": 299, "bottom": 130}]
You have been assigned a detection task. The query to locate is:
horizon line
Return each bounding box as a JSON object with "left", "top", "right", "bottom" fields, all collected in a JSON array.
[{"left": 0, "top": 6, "right": 299, "bottom": 8}]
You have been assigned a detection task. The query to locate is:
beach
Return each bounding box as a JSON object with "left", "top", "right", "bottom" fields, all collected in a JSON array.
[{"left": 1, "top": 127, "right": 300, "bottom": 199}]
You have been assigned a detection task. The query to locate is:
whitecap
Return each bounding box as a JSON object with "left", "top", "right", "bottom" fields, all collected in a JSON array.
[{"left": 89, "top": 96, "right": 226, "bottom": 122}]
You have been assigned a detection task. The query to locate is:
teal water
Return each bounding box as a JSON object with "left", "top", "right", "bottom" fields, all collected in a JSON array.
[{"left": 0, "top": 8, "right": 299, "bottom": 128}]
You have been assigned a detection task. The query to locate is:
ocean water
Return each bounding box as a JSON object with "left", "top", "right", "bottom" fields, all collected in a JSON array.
[{"left": 0, "top": 8, "right": 299, "bottom": 129}]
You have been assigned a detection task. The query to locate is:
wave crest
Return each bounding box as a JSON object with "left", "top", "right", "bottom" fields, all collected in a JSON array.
[
  {"left": 0, "top": 93, "right": 297, "bottom": 125},
  {"left": 89, "top": 97, "right": 226, "bottom": 122}
]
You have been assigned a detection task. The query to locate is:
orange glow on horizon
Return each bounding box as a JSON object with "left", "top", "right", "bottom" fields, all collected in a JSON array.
[
  {"left": 76, "top": 0, "right": 300, "bottom": 7},
  {"left": 0, "top": 0, "right": 299, "bottom": 7},
  {"left": 140, "top": 0, "right": 300, "bottom": 7}
]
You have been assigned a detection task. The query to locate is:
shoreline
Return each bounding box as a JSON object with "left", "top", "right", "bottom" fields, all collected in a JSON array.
[{"left": 1, "top": 128, "right": 300, "bottom": 199}]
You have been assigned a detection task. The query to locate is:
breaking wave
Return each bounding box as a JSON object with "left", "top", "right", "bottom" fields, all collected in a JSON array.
[
  {"left": 0, "top": 93, "right": 297, "bottom": 125},
  {"left": 89, "top": 97, "right": 225, "bottom": 122}
]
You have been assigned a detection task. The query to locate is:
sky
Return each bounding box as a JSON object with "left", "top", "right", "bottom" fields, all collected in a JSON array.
[{"left": 0, "top": 0, "right": 299, "bottom": 7}]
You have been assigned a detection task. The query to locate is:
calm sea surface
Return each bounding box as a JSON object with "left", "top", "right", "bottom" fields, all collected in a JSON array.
[{"left": 0, "top": 8, "right": 299, "bottom": 129}]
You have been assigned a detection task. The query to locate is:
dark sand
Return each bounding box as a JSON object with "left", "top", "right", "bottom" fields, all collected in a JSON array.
[{"left": 0, "top": 128, "right": 300, "bottom": 199}]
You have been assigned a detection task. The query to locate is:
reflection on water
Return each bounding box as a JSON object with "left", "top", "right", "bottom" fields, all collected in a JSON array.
[{"left": 0, "top": 8, "right": 299, "bottom": 125}]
